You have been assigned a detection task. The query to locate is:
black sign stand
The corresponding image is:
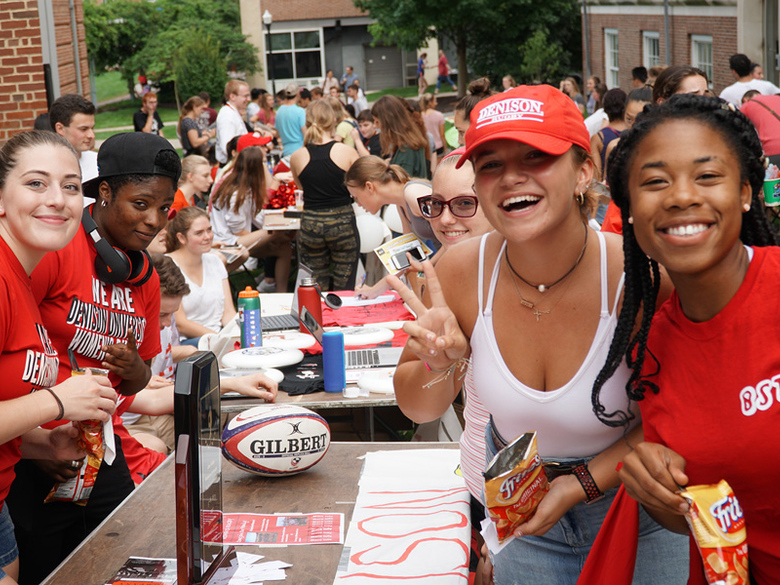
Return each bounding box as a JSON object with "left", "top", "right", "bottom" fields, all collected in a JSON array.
[{"left": 174, "top": 352, "right": 235, "bottom": 584}]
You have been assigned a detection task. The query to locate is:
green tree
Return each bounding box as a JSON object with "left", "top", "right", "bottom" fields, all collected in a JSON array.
[
  {"left": 174, "top": 36, "right": 228, "bottom": 108},
  {"left": 518, "top": 28, "right": 568, "bottom": 84},
  {"left": 85, "top": 0, "right": 259, "bottom": 103},
  {"left": 352, "top": 0, "right": 581, "bottom": 93}
]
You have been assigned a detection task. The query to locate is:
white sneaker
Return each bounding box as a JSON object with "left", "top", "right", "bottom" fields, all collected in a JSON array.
[{"left": 257, "top": 279, "right": 277, "bottom": 293}]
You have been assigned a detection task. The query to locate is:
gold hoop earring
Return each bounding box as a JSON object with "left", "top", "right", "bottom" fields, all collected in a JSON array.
[{"left": 575, "top": 192, "right": 584, "bottom": 205}]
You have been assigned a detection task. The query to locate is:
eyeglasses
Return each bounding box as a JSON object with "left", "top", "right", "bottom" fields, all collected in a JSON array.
[{"left": 417, "top": 195, "right": 479, "bottom": 219}]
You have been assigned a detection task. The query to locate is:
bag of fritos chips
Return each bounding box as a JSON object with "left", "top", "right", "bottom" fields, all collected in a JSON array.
[
  {"left": 483, "top": 431, "right": 549, "bottom": 543},
  {"left": 680, "top": 480, "right": 749, "bottom": 585},
  {"left": 45, "top": 420, "right": 105, "bottom": 506}
]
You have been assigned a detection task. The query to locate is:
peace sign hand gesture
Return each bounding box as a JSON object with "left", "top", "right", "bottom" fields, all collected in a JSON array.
[{"left": 386, "top": 257, "right": 468, "bottom": 371}]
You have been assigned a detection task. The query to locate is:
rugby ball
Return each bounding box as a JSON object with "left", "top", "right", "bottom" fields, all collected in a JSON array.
[{"left": 221, "top": 405, "right": 330, "bottom": 477}]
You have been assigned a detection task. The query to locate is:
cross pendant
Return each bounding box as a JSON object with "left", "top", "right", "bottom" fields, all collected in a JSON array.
[{"left": 533, "top": 308, "right": 550, "bottom": 322}]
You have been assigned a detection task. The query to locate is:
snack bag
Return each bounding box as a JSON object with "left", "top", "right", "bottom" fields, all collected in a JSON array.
[
  {"left": 680, "top": 480, "right": 749, "bottom": 585},
  {"left": 45, "top": 420, "right": 105, "bottom": 506},
  {"left": 483, "top": 431, "right": 549, "bottom": 543}
]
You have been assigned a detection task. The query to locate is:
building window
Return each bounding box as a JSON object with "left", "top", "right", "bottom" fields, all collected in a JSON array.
[
  {"left": 265, "top": 29, "right": 324, "bottom": 83},
  {"left": 643, "top": 32, "right": 660, "bottom": 69},
  {"left": 605, "top": 29, "right": 619, "bottom": 88},
  {"left": 691, "top": 35, "right": 714, "bottom": 87}
]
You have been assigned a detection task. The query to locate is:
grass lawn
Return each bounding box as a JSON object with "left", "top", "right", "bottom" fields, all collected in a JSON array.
[
  {"left": 366, "top": 86, "right": 421, "bottom": 102},
  {"left": 94, "top": 100, "right": 179, "bottom": 130},
  {"left": 95, "top": 70, "right": 132, "bottom": 103}
]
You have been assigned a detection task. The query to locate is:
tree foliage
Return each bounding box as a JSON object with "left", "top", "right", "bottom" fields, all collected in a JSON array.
[
  {"left": 352, "top": 0, "right": 581, "bottom": 91},
  {"left": 518, "top": 28, "right": 568, "bottom": 84},
  {"left": 174, "top": 36, "right": 228, "bottom": 107},
  {"left": 84, "top": 0, "right": 258, "bottom": 101}
]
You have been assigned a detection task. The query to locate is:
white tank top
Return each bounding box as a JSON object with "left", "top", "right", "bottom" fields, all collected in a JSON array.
[{"left": 470, "top": 231, "right": 638, "bottom": 458}]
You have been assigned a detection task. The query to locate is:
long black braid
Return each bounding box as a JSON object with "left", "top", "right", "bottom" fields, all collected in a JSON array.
[{"left": 592, "top": 94, "right": 779, "bottom": 427}]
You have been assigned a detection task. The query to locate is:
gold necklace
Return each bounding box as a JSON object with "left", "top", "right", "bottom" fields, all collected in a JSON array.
[{"left": 505, "top": 251, "right": 577, "bottom": 322}]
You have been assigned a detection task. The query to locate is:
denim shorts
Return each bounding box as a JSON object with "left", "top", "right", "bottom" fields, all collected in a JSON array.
[
  {"left": 484, "top": 425, "right": 688, "bottom": 585},
  {"left": 0, "top": 505, "right": 19, "bottom": 579}
]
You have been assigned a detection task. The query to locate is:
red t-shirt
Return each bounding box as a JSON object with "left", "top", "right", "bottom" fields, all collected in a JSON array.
[
  {"left": 0, "top": 237, "right": 61, "bottom": 506},
  {"left": 642, "top": 245, "right": 780, "bottom": 583},
  {"left": 740, "top": 95, "right": 780, "bottom": 157},
  {"left": 438, "top": 54, "right": 448, "bottom": 76},
  {"left": 114, "top": 395, "right": 167, "bottom": 484},
  {"left": 600, "top": 201, "right": 623, "bottom": 235},
  {"left": 32, "top": 224, "right": 161, "bottom": 395}
]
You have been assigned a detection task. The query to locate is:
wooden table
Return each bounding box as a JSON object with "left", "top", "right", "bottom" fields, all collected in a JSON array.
[{"left": 42, "top": 442, "right": 458, "bottom": 585}]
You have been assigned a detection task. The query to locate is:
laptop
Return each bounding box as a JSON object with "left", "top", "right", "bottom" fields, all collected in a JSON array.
[
  {"left": 299, "top": 306, "right": 403, "bottom": 369},
  {"left": 259, "top": 264, "right": 313, "bottom": 332}
]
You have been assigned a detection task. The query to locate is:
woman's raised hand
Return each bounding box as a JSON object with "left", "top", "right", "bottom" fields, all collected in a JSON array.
[
  {"left": 51, "top": 370, "right": 117, "bottom": 423},
  {"left": 386, "top": 257, "right": 468, "bottom": 370},
  {"left": 618, "top": 442, "right": 690, "bottom": 516}
]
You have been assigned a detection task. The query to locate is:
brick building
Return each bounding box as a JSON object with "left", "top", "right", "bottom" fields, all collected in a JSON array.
[
  {"left": 0, "top": 0, "right": 90, "bottom": 143},
  {"left": 239, "top": 0, "right": 422, "bottom": 93},
  {"left": 582, "top": 1, "right": 742, "bottom": 94}
]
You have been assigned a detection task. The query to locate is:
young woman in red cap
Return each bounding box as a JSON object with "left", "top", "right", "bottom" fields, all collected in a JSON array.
[{"left": 390, "top": 85, "right": 686, "bottom": 584}]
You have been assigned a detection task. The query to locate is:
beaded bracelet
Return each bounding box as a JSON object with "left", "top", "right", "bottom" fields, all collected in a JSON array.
[
  {"left": 422, "top": 358, "right": 470, "bottom": 389},
  {"left": 44, "top": 388, "right": 64, "bottom": 421}
]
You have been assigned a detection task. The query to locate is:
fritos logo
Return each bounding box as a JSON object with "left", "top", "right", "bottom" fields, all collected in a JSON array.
[
  {"left": 498, "top": 454, "right": 541, "bottom": 500},
  {"left": 709, "top": 495, "right": 745, "bottom": 535},
  {"left": 476, "top": 98, "right": 544, "bottom": 128}
]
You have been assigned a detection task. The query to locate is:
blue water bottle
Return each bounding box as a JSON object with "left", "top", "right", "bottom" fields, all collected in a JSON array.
[
  {"left": 322, "top": 331, "right": 346, "bottom": 393},
  {"left": 237, "top": 287, "right": 262, "bottom": 347}
]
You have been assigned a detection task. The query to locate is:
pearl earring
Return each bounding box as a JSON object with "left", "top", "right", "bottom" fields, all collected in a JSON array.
[
  {"left": 743, "top": 203, "right": 751, "bottom": 212},
  {"left": 627, "top": 216, "right": 634, "bottom": 224}
]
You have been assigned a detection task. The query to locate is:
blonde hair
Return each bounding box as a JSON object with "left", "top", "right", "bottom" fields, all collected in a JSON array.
[
  {"left": 344, "top": 155, "right": 411, "bottom": 188},
  {"left": 303, "top": 101, "right": 337, "bottom": 145},
  {"left": 324, "top": 96, "right": 348, "bottom": 123},
  {"left": 166, "top": 206, "right": 209, "bottom": 252},
  {"left": 179, "top": 154, "right": 210, "bottom": 185}
]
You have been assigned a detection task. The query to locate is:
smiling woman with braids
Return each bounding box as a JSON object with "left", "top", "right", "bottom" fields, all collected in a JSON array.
[
  {"left": 594, "top": 94, "right": 780, "bottom": 583},
  {"left": 388, "top": 85, "right": 686, "bottom": 584}
]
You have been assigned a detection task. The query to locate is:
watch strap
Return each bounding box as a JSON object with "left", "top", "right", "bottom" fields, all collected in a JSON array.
[{"left": 572, "top": 463, "right": 604, "bottom": 504}]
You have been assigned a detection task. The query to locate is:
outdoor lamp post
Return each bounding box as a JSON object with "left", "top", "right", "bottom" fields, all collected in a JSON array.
[{"left": 263, "top": 10, "right": 276, "bottom": 95}]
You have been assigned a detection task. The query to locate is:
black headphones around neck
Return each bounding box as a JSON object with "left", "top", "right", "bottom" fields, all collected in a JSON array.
[{"left": 81, "top": 206, "right": 154, "bottom": 286}]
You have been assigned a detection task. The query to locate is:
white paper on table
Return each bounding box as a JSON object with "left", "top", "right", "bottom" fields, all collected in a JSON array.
[{"left": 334, "top": 449, "right": 470, "bottom": 585}]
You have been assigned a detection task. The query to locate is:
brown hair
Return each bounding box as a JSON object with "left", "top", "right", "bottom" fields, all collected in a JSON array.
[
  {"left": 454, "top": 77, "right": 493, "bottom": 121},
  {"left": 211, "top": 146, "right": 267, "bottom": 214},
  {"left": 652, "top": 65, "right": 708, "bottom": 105},
  {"left": 165, "top": 206, "right": 209, "bottom": 252},
  {"left": 178, "top": 95, "right": 205, "bottom": 137},
  {"left": 345, "top": 155, "right": 411, "bottom": 188},
  {"left": 0, "top": 130, "right": 78, "bottom": 189},
  {"left": 150, "top": 253, "right": 190, "bottom": 296},
  {"left": 371, "top": 95, "right": 428, "bottom": 157}
]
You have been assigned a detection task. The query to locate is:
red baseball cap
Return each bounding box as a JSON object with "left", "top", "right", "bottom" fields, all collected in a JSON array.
[
  {"left": 457, "top": 85, "right": 590, "bottom": 168},
  {"left": 237, "top": 132, "right": 273, "bottom": 153}
]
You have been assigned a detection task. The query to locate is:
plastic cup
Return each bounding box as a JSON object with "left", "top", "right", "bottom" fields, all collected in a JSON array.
[{"left": 763, "top": 179, "right": 780, "bottom": 207}]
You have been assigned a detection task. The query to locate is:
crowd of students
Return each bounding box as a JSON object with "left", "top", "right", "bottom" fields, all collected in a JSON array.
[{"left": 3, "top": 53, "right": 780, "bottom": 584}]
